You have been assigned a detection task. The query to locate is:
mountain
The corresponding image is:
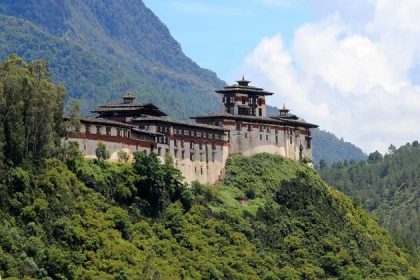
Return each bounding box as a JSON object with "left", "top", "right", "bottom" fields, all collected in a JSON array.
[
  {"left": 319, "top": 142, "right": 420, "bottom": 260},
  {"left": 0, "top": 0, "right": 224, "bottom": 118},
  {"left": 1, "top": 152, "right": 418, "bottom": 279},
  {"left": 0, "top": 0, "right": 369, "bottom": 166},
  {"left": 312, "top": 128, "right": 367, "bottom": 166}
]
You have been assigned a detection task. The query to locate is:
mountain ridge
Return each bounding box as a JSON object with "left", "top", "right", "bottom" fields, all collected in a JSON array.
[{"left": 0, "top": 0, "right": 367, "bottom": 165}]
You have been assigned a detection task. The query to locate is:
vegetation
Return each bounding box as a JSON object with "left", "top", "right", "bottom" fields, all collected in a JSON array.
[
  {"left": 0, "top": 57, "right": 417, "bottom": 278},
  {"left": 0, "top": 0, "right": 224, "bottom": 118},
  {"left": 95, "top": 141, "right": 110, "bottom": 161},
  {"left": 0, "top": 55, "right": 65, "bottom": 166},
  {"left": 1, "top": 150, "right": 418, "bottom": 279},
  {"left": 312, "top": 129, "right": 367, "bottom": 166},
  {"left": 319, "top": 142, "right": 420, "bottom": 261},
  {"left": 1, "top": 44, "right": 417, "bottom": 280}
]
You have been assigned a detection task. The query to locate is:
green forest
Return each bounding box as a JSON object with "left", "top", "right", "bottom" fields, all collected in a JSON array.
[
  {"left": 312, "top": 129, "right": 367, "bottom": 166},
  {"left": 0, "top": 55, "right": 419, "bottom": 279},
  {"left": 319, "top": 144, "right": 420, "bottom": 262}
]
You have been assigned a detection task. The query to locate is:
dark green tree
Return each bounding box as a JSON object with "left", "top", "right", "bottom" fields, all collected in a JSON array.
[
  {"left": 95, "top": 141, "right": 110, "bottom": 161},
  {"left": 0, "top": 55, "right": 65, "bottom": 165}
]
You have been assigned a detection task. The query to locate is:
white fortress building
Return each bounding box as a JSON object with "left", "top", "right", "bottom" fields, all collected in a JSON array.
[{"left": 66, "top": 77, "right": 318, "bottom": 184}]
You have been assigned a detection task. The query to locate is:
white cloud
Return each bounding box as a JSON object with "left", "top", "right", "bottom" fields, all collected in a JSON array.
[{"left": 244, "top": 0, "right": 420, "bottom": 153}]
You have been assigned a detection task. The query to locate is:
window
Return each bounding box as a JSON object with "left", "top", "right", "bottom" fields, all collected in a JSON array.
[
  {"left": 174, "top": 139, "right": 178, "bottom": 147},
  {"left": 290, "top": 136, "right": 293, "bottom": 144},
  {"left": 165, "top": 148, "right": 169, "bottom": 155},
  {"left": 275, "top": 128, "right": 278, "bottom": 134},
  {"left": 184, "top": 130, "right": 189, "bottom": 136},
  {"left": 174, "top": 150, "right": 178, "bottom": 158},
  {"left": 117, "top": 128, "right": 121, "bottom": 137},
  {"left": 158, "top": 147, "right": 162, "bottom": 155},
  {"left": 276, "top": 136, "right": 278, "bottom": 144},
  {"left": 260, "top": 134, "right": 263, "bottom": 140},
  {"left": 181, "top": 140, "right": 184, "bottom": 148},
  {"left": 245, "top": 133, "right": 248, "bottom": 138},
  {"left": 199, "top": 142, "right": 203, "bottom": 150},
  {"left": 212, "top": 152, "right": 215, "bottom": 162},
  {"left": 248, "top": 124, "right": 252, "bottom": 131},
  {"left": 200, "top": 166, "right": 203, "bottom": 175},
  {"left": 181, "top": 151, "right": 185, "bottom": 160},
  {"left": 106, "top": 127, "right": 111, "bottom": 136},
  {"left": 86, "top": 125, "right": 91, "bottom": 134},
  {"left": 260, "top": 126, "right": 263, "bottom": 132},
  {"left": 306, "top": 138, "right": 312, "bottom": 149},
  {"left": 96, "top": 126, "right": 102, "bottom": 134},
  {"left": 236, "top": 122, "right": 241, "bottom": 131},
  {"left": 267, "top": 127, "right": 270, "bottom": 133},
  {"left": 212, "top": 143, "right": 217, "bottom": 150},
  {"left": 190, "top": 153, "right": 194, "bottom": 161},
  {"left": 197, "top": 131, "right": 202, "bottom": 138},
  {"left": 266, "top": 135, "right": 268, "bottom": 141},
  {"left": 190, "top": 141, "right": 194, "bottom": 149},
  {"left": 258, "top": 99, "right": 263, "bottom": 106},
  {"left": 242, "top": 96, "right": 246, "bottom": 104},
  {"left": 259, "top": 108, "right": 262, "bottom": 116}
]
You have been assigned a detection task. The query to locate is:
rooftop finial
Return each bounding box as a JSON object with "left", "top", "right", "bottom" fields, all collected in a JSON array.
[
  {"left": 280, "top": 104, "right": 290, "bottom": 116},
  {"left": 122, "top": 92, "right": 136, "bottom": 104},
  {"left": 237, "top": 76, "right": 251, "bottom": 86}
]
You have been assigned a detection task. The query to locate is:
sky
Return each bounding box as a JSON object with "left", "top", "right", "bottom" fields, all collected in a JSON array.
[{"left": 143, "top": 0, "right": 420, "bottom": 154}]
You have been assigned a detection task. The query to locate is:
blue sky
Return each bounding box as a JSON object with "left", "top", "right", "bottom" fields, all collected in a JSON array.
[
  {"left": 143, "top": 0, "right": 315, "bottom": 81},
  {"left": 143, "top": 0, "right": 420, "bottom": 153}
]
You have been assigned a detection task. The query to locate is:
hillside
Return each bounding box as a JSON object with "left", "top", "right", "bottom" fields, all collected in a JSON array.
[
  {"left": 0, "top": 57, "right": 417, "bottom": 278},
  {"left": 312, "top": 129, "right": 367, "bottom": 166},
  {"left": 319, "top": 143, "right": 420, "bottom": 259},
  {"left": 1, "top": 151, "right": 418, "bottom": 279},
  {"left": 0, "top": 0, "right": 224, "bottom": 118}
]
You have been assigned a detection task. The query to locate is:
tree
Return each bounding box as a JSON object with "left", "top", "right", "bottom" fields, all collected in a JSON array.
[
  {"left": 319, "top": 159, "right": 327, "bottom": 170},
  {"left": 133, "top": 151, "right": 186, "bottom": 217},
  {"left": 117, "top": 150, "right": 129, "bottom": 163},
  {"left": 0, "top": 55, "right": 65, "bottom": 165},
  {"left": 95, "top": 141, "right": 110, "bottom": 161},
  {"left": 388, "top": 144, "right": 396, "bottom": 155},
  {"left": 367, "top": 151, "right": 383, "bottom": 162},
  {"left": 68, "top": 99, "right": 81, "bottom": 133}
]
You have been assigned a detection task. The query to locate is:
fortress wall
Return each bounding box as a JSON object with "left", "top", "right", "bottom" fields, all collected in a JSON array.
[
  {"left": 66, "top": 137, "right": 151, "bottom": 162},
  {"left": 224, "top": 123, "right": 311, "bottom": 161}
]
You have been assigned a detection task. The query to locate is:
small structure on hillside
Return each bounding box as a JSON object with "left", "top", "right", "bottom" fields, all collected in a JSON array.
[{"left": 237, "top": 195, "right": 249, "bottom": 206}]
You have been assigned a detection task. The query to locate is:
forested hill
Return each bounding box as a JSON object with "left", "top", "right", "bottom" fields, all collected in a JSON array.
[
  {"left": 312, "top": 128, "right": 367, "bottom": 166},
  {"left": 319, "top": 142, "right": 420, "bottom": 260},
  {"left": 0, "top": 0, "right": 224, "bottom": 117},
  {"left": 0, "top": 57, "right": 418, "bottom": 278}
]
